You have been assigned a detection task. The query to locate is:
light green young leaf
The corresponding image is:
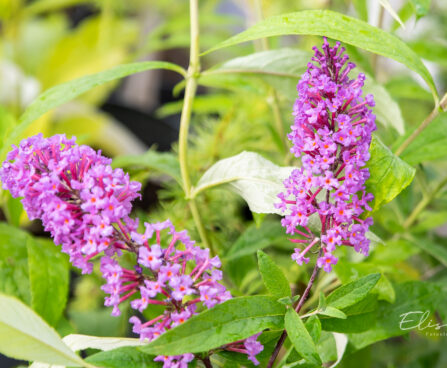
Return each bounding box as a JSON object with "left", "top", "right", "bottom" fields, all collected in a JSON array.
[
  {"left": 204, "top": 10, "right": 437, "bottom": 100},
  {"left": 326, "top": 273, "right": 381, "bottom": 310},
  {"left": 257, "top": 250, "right": 291, "bottom": 299},
  {"left": 319, "top": 306, "right": 347, "bottom": 319},
  {"left": 139, "top": 296, "right": 285, "bottom": 355},
  {"left": 27, "top": 238, "right": 69, "bottom": 327},
  {"left": 0, "top": 61, "right": 185, "bottom": 162},
  {"left": 285, "top": 308, "right": 322, "bottom": 365},
  {"left": 0, "top": 293, "right": 87, "bottom": 367},
  {"left": 191, "top": 151, "right": 295, "bottom": 214},
  {"left": 366, "top": 136, "right": 416, "bottom": 211}
]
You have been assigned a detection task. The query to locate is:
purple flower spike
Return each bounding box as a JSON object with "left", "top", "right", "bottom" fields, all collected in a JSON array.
[
  {"left": 277, "top": 38, "right": 376, "bottom": 272},
  {"left": 0, "top": 134, "right": 141, "bottom": 274}
]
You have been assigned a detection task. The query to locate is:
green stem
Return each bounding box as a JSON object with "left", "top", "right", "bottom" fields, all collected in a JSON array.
[
  {"left": 395, "top": 93, "right": 447, "bottom": 157},
  {"left": 403, "top": 175, "right": 447, "bottom": 229},
  {"left": 178, "top": 0, "right": 213, "bottom": 254}
]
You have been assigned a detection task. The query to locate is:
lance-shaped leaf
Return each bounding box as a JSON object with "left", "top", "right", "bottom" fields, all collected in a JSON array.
[
  {"left": 0, "top": 293, "right": 88, "bottom": 367},
  {"left": 204, "top": 10, "right": 437, "bottom": 101},
  {"left": 191, "top": 151, "right": 295, "bottom": 214},
  {"left": 257, "top": 250, "right": 291, "bottom": 299},
  {"left": 0, "top": 61, "right": 185, "bottom": 161},
  {"left": 285, "top": 308, "right": 322, "bottom": 365},
  {"left": 326, "top": 273, "right": 381, "bottom": 310},
  {"left": 139, "top": 296, "right": 285, "bottom": 355},
  {"left": 366, "top": 136, "right": 416, "bottom": 211}
]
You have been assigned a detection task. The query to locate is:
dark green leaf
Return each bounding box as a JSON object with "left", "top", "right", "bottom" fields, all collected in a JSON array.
[
  {"left": 27, "top": 237, "right": 69, "bottom": 326},
  {"left": 257, "top": 250, "right": 291, "bottom": 299},
  {"left": 86, "top": 346, "right": 159, "bottom": 368},
  {"left": 326, "top": 273, "right": 381, "bottom": 310},
  {"left": 139, "top": 296, "right": 285, "bottom": 355},
  {"left": 225, "top": 221, "right": 288, "bottom": 260},
  {"left": 366, "top": 136, "right": 416, "bottom": 211},
  {"left": 204, "top": 10, "right": 437, "bottom": 100},
  {"left": 285, "top": 308, "right": 322, "bottom": 365},
  {"left": 0, "top": 61, "right": 185, "bottom": 162}
]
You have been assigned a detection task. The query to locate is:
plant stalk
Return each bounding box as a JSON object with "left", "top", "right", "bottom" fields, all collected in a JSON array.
[{"left": 178, "top": 0, "right": 213, "bottom": 254}]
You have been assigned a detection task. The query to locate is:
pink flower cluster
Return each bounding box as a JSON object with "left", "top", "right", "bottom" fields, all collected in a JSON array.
[
  {"left": 0, "top": 134, "right": 263, "bottom": 367},
  {"left": 276, "top": 38, "right": 376, "bottom": 272},
  {"left": 0, "top": 133, "right": 140, "bottom": 273}
]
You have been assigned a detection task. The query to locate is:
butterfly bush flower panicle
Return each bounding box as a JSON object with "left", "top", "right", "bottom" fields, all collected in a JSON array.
[
  {"left": 0, "top": 134, "right": 264, "bottom": 367},
  {"left": 276, "top": 38, "right": 376, "bottom": 272},
  {"left": 0, "top": 134, "right": 141, "bottom": 273}
]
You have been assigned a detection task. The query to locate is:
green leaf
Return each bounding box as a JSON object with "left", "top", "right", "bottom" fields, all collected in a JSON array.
[
  {"left": 27, "top": 238, "right": 69, "bottom": 326},
  {"left": 86, "top": 347, "right": 158, "bottom": 368},
  {"left": 0, "top": 61, "right": 185, "bottom": 162},
  {"left": 318, "top": 307, "right": 347, "bottom": 320},
  {"left": 326, "top": 273, "right": 381, "bottom": 310},
  {"left": 257, "top": 250, "right": 291, "bottom": 299},
  {"left": 305, "top": 315, "right": 321, "bottom": 344},
  {"left": 285, "top": 308, "right": 322, "bottom": 366},
  {"left": 139, "top": 296, "right": 285, "bottom": 355},
  {"left": 226, "top": 221, "right": 288, "bottom": 260},
  {"left": 0, "top": 223, "right": 31, "bottom": 304},
  {"left": 191, "top": 151, "right": 294, "bottom": 214},
  {"left": 0, "top": 293, "right": 87, "bottom": 366},
  {"left": 366, "top": 136, "right": 416, "bottom": 211},
  {"left": 409, "top": 40, "right": 447, "bottom": 67},
  {"left": 204, "top": 10, "right": 437, "bottom": 100},
  {"left": 112, "top": 150, "right": 181, "bottom": 184}
]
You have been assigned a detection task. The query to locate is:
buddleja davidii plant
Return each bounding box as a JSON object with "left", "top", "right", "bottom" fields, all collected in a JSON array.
[{"left": 0, "top": 37, "right": 378, "bottom": 368}]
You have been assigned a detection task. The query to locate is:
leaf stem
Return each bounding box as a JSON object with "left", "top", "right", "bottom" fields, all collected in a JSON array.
[
  {"left": 394, "top": 93, "right": 447, "bottom": 157},
  {"left": 266, "top": 248, "right": 322, "bottom": 368},
  {"left": 178, "top": 0, "right": 213, "bottom": 254}
]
